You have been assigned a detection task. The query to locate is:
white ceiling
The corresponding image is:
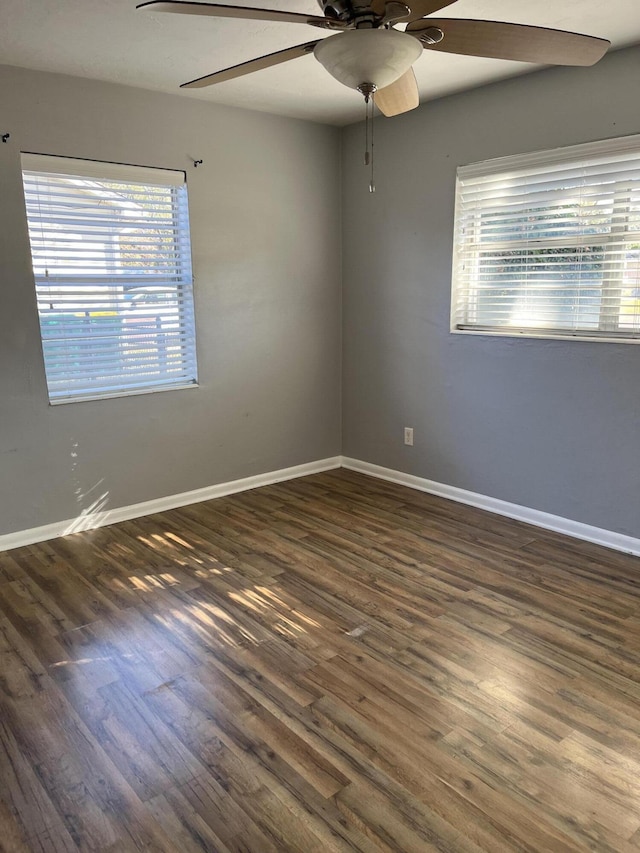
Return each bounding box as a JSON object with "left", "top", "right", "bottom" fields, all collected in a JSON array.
[{"left": 1, "top": 0, "right": 638, "bottom": 125}]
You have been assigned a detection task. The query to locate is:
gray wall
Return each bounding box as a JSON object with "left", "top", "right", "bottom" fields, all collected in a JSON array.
[
  {"left": 0, "top": 65, "right": 342, "bottom": 535},
  {"left": 342, "top": 46, "right": 640, "bottom": 538},
  {"left": 3, "top": 49, "right": 640, "bottom": 541}
]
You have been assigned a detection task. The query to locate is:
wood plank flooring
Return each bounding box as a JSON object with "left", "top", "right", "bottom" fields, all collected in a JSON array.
[{"left": 1, "top": 468, "right": 640, "bottom": 852}]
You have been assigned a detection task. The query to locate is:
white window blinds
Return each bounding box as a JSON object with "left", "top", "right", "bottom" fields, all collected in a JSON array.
[
  {"left": 21, "top": 154, "right": 198, "bottom": 403},
  {"left": 451, "top": 135, "right": 640, "bottom": 341}
]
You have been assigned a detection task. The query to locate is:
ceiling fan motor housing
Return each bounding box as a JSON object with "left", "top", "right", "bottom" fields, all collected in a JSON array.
[{"left": 317, "top": 0, "right": 357, "bottom": 22}]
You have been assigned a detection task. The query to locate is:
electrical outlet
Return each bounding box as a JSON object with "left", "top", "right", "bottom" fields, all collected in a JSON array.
[{"left": 404, "top": 427, "right": 414, "bottom": 446}]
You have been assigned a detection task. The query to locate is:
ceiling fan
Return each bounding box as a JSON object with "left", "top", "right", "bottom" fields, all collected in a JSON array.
[{"left": 137, "top": 0, "right": 610, "bottom": 117}]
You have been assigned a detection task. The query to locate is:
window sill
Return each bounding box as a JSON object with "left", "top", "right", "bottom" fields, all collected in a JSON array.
[
  {"left": 48, "top": 381, "right": 199, "bottom": 406},
  {"left": 450, "top": 327, "right": 640, "bottom": 345}
]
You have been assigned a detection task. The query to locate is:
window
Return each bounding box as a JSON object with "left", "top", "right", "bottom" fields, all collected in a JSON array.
[
  {"left": 21, "top": 154, "right": 198, "bottom": 403},
  {"left": 451, "top": 135, "right": 640, "bottom": 341}
]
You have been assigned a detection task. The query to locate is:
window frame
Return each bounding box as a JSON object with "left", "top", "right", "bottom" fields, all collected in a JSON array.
[
  {"left": 21, "top": 153, "right": 199, "bottom": 404},
  {"left": 450, "top": 134, "right": 640, "bottom": 344}
]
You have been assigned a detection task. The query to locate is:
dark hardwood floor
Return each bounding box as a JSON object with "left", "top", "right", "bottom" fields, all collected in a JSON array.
[{"left": 1, "top": 468, "right": 640, "bottom": 852}]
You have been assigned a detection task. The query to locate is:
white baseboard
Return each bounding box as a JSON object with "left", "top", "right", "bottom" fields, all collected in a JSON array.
[
  {"left": 0, "top": 456, "right": 342, "bottom": 552},
  {"left": 3, "top": 454, "right": 638, "bottom": 558},
  {"left": 342, "top": 457, "right": 640, "bottom": 558}
]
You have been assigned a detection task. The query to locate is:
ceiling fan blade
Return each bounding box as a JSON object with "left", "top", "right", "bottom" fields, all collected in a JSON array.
[
  {"left": 406, "top": 18, "right": 610, "bottom": 66},
  {"left": 371, "top": 0, "right": 455, "bottom": 21},
  {"left": 180, "top": 41, "right": 320, "bottom": 87},
  {"left": 375, "top": 69, "right": 419, "bottom": 117},
  {"left": 137, "top": 1, "right": 342, "bottom": 28}
]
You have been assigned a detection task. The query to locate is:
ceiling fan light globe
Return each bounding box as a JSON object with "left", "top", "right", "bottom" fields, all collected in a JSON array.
[{"left": 314, "top": 29, "right": 422, "bottom": 91}]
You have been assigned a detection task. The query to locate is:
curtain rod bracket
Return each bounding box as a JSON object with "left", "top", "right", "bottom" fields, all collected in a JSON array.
[
  {"left": 1, "top": 133, "right": 10, "bottom": 143},
  {"left": 193, "top": 159, "right": 203, "bottom": 168}
]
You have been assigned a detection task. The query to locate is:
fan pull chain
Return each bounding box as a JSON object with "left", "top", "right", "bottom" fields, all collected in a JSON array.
[
  {"left": 369, "top": 94, "right": 375, "bottom": 193},
  {"left": 364, "top": 96, "right": 370, "bottom": 166},
  {"left": 363, "top": 91, "right": 375, "bottom": 193}
]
